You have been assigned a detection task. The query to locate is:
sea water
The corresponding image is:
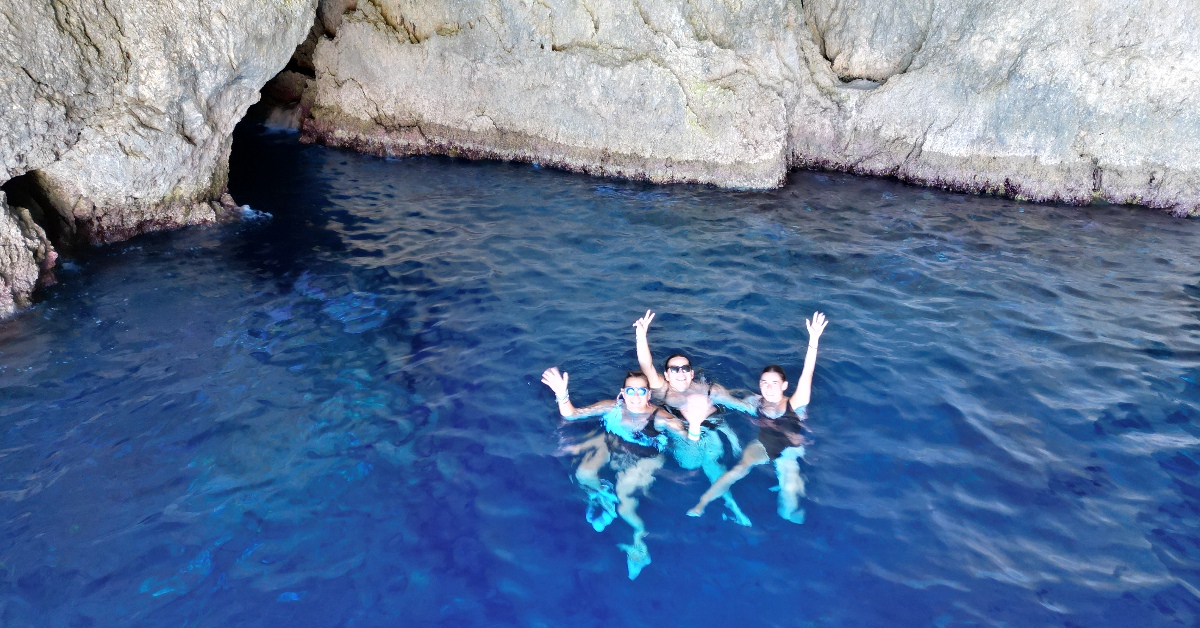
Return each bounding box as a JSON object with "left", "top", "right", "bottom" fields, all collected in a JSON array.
[{"left": 1, "top": 124, "right": 1198, "bottom": 625}]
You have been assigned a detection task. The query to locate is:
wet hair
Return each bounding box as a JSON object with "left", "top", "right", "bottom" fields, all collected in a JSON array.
[
  {"left": 624, "top": 371, "right": 650, "bottom": 387},
  {"left": 761, "top": 365, "right": 787, "bottom": 381},
  {"left": 663, "top": 352, "right": 691, "bottom": 372}
]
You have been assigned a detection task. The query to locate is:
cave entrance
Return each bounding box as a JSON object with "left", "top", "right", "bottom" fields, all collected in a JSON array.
[{"left": 1, "top": 171, "right": 70, "bottom": 250}]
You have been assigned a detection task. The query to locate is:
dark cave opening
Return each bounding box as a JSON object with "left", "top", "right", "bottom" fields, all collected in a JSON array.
[{"left": 1, "top": 171, "right": 70, "bottom": 251}]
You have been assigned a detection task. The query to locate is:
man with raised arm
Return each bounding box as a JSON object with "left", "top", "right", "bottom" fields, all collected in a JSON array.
[
  {"left": 632, "top": 310, "right": 753, "bottom": 526},
  {"left": 687, "top": 311, "right": 828, "bottom": 524},
  {"left": 541, "top": 367, "right": 683, "bottom": 579}
]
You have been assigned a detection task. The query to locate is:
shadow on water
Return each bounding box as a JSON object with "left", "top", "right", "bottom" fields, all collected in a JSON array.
[{"left": 1, "top": 119, "right": 1199, "bottom": 625}]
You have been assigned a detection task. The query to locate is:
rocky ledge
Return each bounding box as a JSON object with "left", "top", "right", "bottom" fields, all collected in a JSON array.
[
  {"left": 0, "top": 0, "right": 316, "bottom": 317},
  {"left": 300, "top": 0, "right": 1200, "bottom": 214},
  {"left": 2, "top": 0, "right": 1198, "bottom": 317}
]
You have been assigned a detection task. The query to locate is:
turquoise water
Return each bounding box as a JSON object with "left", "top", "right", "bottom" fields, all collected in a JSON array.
[{"left": 1, "top": 125, "right": 1198, "bottom": 625}]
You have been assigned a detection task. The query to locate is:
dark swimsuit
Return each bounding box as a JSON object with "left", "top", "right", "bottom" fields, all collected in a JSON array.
[
  {"left": 653, "top": 382, "right": 724, "bottom": 428},
  {"left": 752, "top": 403, "right": 810, "bottom": 461},
  {"left": 604, "top": 406, "right": 667, "bottom": 469},
  {"left": 659, "top": 405, "right": 723, "bottom": 431}
]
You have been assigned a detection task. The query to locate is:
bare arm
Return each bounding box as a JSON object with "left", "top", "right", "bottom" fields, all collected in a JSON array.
[
  {"left": 738, "top": 394, "right": 764, "bottom": 414},
  {"left": 541, "top": 367, "right": 617, "bottom": 419},
  {"left": 562, "top": 400, "right": 618, "bottom": 421},
  {"left": 654, "top": 410, "right": 687, "bottom": 437},
  {"left": 633, "top": 310, "right": 665, "bottom": 389},
  {"left": 708, "top": 383, "right": 758, "bottom": 414},
  {"left": 789, "top": 311, "right": 828, "bottom": 410}
]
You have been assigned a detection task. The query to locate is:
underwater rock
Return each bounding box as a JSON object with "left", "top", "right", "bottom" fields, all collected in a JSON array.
[{"left": 303, "top": 0, "right": 1200, "bottom": 215}]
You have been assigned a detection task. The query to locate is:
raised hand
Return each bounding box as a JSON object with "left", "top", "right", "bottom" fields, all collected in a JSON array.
[
  {"left": 632, "top": 309, "right": 656, "bottom": 337},
  {"left": 541, "top": 367, "right": 569, "bottom": 397},
  {"left": 806, "top": 311, "right": 828, "bottom": 345}
]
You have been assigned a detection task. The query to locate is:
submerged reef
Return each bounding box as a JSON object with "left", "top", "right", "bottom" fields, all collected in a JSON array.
[{"left": 2, "top": 0, "right": 1199, "bottom": 315}]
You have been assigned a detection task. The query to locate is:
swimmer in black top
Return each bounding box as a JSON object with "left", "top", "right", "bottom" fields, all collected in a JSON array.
[
  {"left": 541, "top": 367, "right": 684, "bottom": 579},
  {"left": 688, "top": 311, "right": 828, "bottom": 524},
  {"left": 633, "top": 310, "right": 754, "bottom": 526}
]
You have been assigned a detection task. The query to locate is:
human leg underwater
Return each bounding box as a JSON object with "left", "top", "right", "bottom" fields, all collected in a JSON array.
[
  {"left": 688, "top": 441, "right": 768, "bottom": 517},
  {"left": 774, "top": 449, "right": 807, "bottom": 524},
  {"left": 701, "top": 454, "right": 752, "bottom": 527},
  {"left": 613, "top": 455, "right": 664, "bottom": 580},
  {"left": 564, "top": 434, "right": 618, "bottom": 531},
  {"left": 668, "top": 426, "right": 752, "bottom": 526}
]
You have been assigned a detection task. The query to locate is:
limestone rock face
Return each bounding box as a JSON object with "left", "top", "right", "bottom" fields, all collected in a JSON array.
[
  {"left": 304, "top": 0, "right": 797, "bottom": 188},
  {"left": 305, "top": 0, "right": 1200, "bottom": 215},
  {"left": 1, "top": 0, "right": 317, "bottom": 246},
  {"left": 799, "top": 0, "right": 1200, "bottom": 215},
  {"left": 0, "top": 193, "right": 55, "bottom": 318},
  {"left": 0, "top": 0, "right": 316, "bottom": 312},
  {"left": 803, "top": 0, "right": 934, "bottom": 83}
]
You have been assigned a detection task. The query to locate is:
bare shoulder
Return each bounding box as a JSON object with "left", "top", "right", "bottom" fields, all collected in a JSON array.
[{"left": 576, "top": 398, "right": 619, "bottom": 415}]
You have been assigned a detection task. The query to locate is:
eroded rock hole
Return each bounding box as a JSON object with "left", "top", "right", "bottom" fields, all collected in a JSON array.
[
  {"left": 1, "top": 173, "right": 62, "bottom": 305},
  {"left": 1, "top": 172, "right": 69, "bottom": 251},
  {"left": 251, "top": 0, "right": 358, "bottom": 131},
  {"left": 802, "top": 0, "right": 933, "bottom": 83}
]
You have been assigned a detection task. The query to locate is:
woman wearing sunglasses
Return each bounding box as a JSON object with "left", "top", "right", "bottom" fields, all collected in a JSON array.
[
  {"left": 687, "top": 311, "right": 828, "bottom": 524},
  {"left": 633, "top": 310, "right": 754, "bottom": 527},
  {"left": 540, "top": 367, "right": 683, "bottom": 579}
]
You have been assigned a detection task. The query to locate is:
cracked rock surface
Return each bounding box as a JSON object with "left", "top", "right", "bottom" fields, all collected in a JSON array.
[
  {"left": 306, "top": 0, "right": 1200, "bottom": 215},
  {"left": 0, "top": 0, "right": 316, "bottom": 314},
  {"left": 306, "top": 0, "right": 795, "bottom": 188},
  {"left": 0, "top": 193, "right": 55, "bottom": 318}
]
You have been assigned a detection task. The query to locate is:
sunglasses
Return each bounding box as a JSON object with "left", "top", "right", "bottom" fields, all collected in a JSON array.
[
  {"left": 623, "top": 387, "right": 649, "bottom": 396},
  {"left": 666, "top": 365, "right": 693, "bottom": 373}
]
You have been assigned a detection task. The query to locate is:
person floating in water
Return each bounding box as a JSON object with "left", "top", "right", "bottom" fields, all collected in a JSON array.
[
  {"left": 688, "top": 311, "right": 828, "bottom": 524},
  {"left": 541, "top": 366, "right": 683, "bottom": 579},
  {"left": 633, "top": 310, "right": 754, "bottom": 527}
]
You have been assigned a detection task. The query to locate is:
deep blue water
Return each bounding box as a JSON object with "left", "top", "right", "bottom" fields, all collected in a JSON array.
[{"left": 2, "top": 124, "right": 1199, "bottom": 626}]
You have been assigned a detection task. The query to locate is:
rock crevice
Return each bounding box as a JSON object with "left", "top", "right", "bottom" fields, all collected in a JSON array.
[
  {"left": 0, "top": 0, "right": 318, "bottom": 316},
  {"left": 0, "top": 191, "right": 57, "bottom": 316}
]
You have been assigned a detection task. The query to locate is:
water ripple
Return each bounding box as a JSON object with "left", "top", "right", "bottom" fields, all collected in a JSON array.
[{"left": 0, "top": 131, "right": 1197, "bottom": 625}]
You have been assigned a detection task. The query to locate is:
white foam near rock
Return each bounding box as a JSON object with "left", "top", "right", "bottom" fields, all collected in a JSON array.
[{"left": 241, "top": 206, "right": 273, "bottom": 222}]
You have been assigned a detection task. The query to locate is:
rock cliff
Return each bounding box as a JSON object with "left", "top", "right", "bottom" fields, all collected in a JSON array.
[
  {"left": 0, "top": 0, "right": 316, "bottom": 316},
  {"left": 303, "top": 0, "right": 1200, "bottom": 214},
  {"left": 2, "top": 0, "right": 1198, "bottom": 317}
]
